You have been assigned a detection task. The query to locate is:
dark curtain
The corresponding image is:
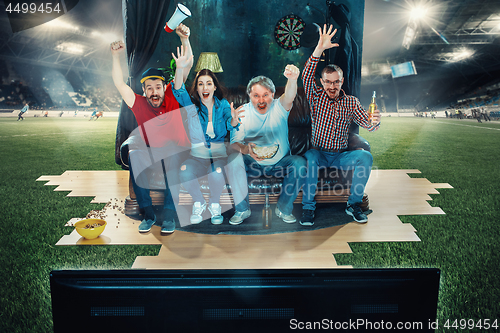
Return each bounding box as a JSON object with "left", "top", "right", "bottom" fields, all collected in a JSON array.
[
  {"left": 114, "top": 0, "right": 171, "bottom": 168},
  {"left": 329, "top": 3, "right": 361, "bottom": 135},
  {"left": 329, "top": 3, "right": 360, "bottom": 99}
]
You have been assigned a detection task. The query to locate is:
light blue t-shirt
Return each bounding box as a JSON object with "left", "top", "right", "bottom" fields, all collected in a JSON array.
[{"left": 230, "top": 99, "right": 290, "bottom": 166}]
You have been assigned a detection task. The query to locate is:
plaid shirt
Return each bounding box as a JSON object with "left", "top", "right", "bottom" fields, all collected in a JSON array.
[{"left": 302, "top": 55, "right": 379, "bottom": 150}]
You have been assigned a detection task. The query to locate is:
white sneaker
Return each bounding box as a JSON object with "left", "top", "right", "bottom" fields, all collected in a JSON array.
[
  {"left": 208, "top": 203, "right": 223, "bottom": 225},
  {"left": 229, "top": 209, "right": 251, "bottom": 225},
  {"left": 190, "top": 201, "right": 207, "bottom": 224},
  {"left": 275, "top": 206, "right": 296, "bottom": 223}
]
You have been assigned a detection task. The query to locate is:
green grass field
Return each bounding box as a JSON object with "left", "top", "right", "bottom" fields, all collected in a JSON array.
[{"left": 0, "top": 116, "right": 499, "bottom": 332}]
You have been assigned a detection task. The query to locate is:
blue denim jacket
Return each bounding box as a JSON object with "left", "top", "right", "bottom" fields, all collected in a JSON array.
[{"left": 172, "top": 83, "right": 237, "bottom": 147}]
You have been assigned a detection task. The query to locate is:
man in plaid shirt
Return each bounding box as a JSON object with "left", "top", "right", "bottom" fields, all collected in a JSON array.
[{"left": 300, "top": 25, "right": 381, "bottom": 226}]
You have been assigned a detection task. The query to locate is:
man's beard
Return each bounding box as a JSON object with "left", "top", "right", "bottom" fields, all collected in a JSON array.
[{"left": 147, "top": 94, "right": 164, "bottom": 108}]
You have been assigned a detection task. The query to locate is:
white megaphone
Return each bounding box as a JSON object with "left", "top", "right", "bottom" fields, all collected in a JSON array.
[{"left": 164, "top": 3, "right": 191, "bottom": 33}]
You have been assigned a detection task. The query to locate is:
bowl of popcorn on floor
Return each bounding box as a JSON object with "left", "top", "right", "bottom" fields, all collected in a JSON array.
[
  {"left": 74, "top": 219, "right": 107, "bottom": 240},
  {"left": 252, "top": 143, "right": 279, "bottom": 159}
]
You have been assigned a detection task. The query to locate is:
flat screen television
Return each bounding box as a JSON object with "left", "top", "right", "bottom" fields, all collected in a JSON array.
[{"left": 50, "top": 268, "right": 440, "bottom": 332}]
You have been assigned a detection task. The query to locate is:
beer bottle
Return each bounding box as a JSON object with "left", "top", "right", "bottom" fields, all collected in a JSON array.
[{"left": 368, "top": 91, "right": 377, "bottom": 125}]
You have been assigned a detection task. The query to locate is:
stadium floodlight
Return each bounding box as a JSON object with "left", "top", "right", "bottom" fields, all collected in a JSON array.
[
  {"left": 100, "top": 32, "right": 120, "bottom": 43},
  {"left": 403, "top": 22, "right": 417, "bottom": 50},
  {"left": 402, "top": 2, "right": 435, "bottom": 49},
  {"left": 91, "top": 31, "right": 120, "bottom": 43},
  {"left": 55, "top": 42, "right": 84, "bottom": 55},
  {"left": 450, "top": 48, "right": 474, "bottom": 62},
  {"left": 494, "top": 22, "right": 500, "bottom": 32},
  {"left": 44, "top": 19, "right": 79, "bottom": 32},
  {"left": 410, "top": 6, "right": 428, "bottom": 21}
]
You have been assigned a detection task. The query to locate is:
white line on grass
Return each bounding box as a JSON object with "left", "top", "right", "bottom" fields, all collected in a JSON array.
[
  {"left": 0, "top": 131, "right": 106, "bottom": 138},
  {"left": 434, "top": 121, "right": 500, "bottom": 131}
]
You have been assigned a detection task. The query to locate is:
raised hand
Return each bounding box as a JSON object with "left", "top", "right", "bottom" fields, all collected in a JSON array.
[
  {"left": 317, "top": 24, "right": 339, "bottom": 51},
  {"left": 172, "top": 45, "right": 193, "bottom": 69},
  {"left": 110, "top": 41, "right": 125, "bottom": 56},
  {"left": 283, "top": 64, "right": 300, "bottom": 81},
  {"left": 230, "top": 102, "right": 245, "bottom": 127},
  {"left": 175, "top": 23, "right": 190, "bottom": 39}
]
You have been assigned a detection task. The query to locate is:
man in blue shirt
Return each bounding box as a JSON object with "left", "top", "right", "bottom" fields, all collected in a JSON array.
[
  {"left": 228, "top": 66, "right": 306, "bottom": 225},
  {"left": 17, "top": 103, "right": 29, "bottom": 121}
]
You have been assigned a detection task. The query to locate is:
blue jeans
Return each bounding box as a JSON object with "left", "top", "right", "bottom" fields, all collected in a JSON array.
[
  {"left": 232, "top": 153, "right": 306, "bottom": 215},
  {"left": 179, "top": 156, "right": 227, "bottom": 205},
  {"left": 128, "top": 148, "right": 183, "bottom": 211},
  {"left": 225, "top": 153, "right": 250, "bottom": 213},
  {"left": 302, "top": 149, "right": 373, "bottom": 210}
]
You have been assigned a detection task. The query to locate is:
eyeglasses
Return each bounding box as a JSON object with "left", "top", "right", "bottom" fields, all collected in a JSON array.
[{"left": 322, "top": 79, "right": 342, "bottom": 86}]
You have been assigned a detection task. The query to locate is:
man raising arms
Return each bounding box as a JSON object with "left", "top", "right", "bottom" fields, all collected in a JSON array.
[
  {"left": 228, "top": 65, "right": 306, "bottom": 225},
  {"left": 301, "top": 24, "right": 381, "bottom": 226},
  {"left": 111, "top": 24, "right": 193, "bottom": 234}
]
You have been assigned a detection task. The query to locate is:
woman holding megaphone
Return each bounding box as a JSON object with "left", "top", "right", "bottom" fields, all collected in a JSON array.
[{"left": 172, "top": 46, "right": 245, "bottom": 225}]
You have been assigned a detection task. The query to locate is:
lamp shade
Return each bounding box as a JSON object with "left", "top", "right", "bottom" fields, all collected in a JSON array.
[{"left": 194, "top": 52, "right": 223, "bottom": 73}]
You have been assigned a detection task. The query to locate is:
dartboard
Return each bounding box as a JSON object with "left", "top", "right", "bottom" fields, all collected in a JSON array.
[{"left": 274, "top": 14, "right": 305, "bottom": 50}]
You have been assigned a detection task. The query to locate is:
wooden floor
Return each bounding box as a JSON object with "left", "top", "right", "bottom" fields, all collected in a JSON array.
[{"left": 37, "top": 169, "right": 452, "bottom": 269}]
